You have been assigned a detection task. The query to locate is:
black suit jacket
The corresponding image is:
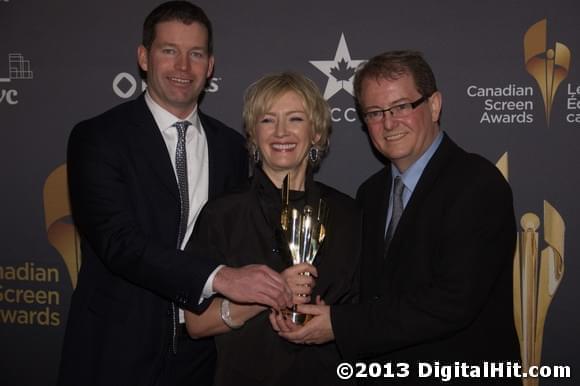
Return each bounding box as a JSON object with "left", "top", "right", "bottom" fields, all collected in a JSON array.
[
  {"left": 331, "top": 134, "right": 520, "bottom": 385},
  {"left": 57, "top": 94, "right": 248, "bottom": 386}
]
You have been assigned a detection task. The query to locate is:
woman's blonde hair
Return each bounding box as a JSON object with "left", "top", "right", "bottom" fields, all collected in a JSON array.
[{"left": 243, "top": 72, "right": 331, "bottom": 157}]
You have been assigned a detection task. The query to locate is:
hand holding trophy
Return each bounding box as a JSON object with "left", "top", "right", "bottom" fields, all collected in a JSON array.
[{"left": 280, "top": 174, "right": 328, "bottom": 324}]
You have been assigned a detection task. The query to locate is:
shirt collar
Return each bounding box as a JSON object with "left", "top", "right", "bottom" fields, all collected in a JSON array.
[
  {"left": 391, "top": 131, "right": 443, "bottom": 193},
  {"left": 144, "top": 91, "right": 201, "bottom": 134}
]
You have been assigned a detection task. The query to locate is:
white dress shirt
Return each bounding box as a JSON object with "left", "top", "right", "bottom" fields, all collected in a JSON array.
[{"left": 144, "top": 92, "right": 211, "bottom": 322}]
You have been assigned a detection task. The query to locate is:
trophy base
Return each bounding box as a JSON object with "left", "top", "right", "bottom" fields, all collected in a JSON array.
[{"left": 283, "top": 310, "right": 312, "bottom": 325}]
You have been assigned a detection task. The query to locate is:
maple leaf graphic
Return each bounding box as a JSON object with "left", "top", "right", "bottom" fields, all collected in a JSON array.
[{"left": 330, "top": 58, "right": 355, "bottom": 82}]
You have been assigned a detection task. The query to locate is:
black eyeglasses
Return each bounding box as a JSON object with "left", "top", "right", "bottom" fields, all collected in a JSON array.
[{"left": 363, "top": 95, "right": 430, "bottom": 123}]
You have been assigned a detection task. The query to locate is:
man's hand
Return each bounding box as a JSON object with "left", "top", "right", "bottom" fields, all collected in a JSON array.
[
  {"left": 213, "top": 265, "right": 292, "bottom": 310},
  {"left": 271, "top": 303, "right": 335, "bottom": 345}
]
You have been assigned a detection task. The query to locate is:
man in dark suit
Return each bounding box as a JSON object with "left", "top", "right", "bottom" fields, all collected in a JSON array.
[
  {"left": 275, "top": 51, "right": 520, "bottom": 384},
  {"left": 58, "top": 2, "right": 291, "bottom": 386}
]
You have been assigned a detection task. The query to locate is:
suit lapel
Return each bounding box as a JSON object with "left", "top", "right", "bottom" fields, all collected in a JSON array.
[
  {"left": 200, "top": 112, "right": 221, "bottom": 200},
  {"left": 364, "top": 167, "right": 392, "bottom": 291},
  {"left": 129, "top": 95, "right": 179, "bottom": 201},
  {"left": 374, "top": 169, "right": 392, "bottom": 259}
]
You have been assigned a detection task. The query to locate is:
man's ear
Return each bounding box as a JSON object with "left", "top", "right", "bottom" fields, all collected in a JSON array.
[
  {"left": 429, "top": 91, "right": 442, "bottom": 123},
  {"left": 206, "top": 55, "right": 215, "bottom": 79},
  {"left": 137, "top": 45, "right": 148, "bottom": 72}
]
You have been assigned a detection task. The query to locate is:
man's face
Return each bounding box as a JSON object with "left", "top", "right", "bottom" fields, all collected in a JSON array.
[
  {"left": 138, "top": 20, "right": 214, "bottom": 119},
  {"left": 360, "top": 73, "right": 442, "bottom": 172}
]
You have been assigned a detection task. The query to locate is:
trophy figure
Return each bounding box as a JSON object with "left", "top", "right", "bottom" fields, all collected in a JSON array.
[
  {"left": 280, "top": 174, "right": 328, "bottom": 324},
  {"left": 514, "top": 203, "right": 565, "bottom": 386}
]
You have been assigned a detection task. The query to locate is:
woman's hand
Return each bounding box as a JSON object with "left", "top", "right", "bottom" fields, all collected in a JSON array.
[
  {"left": 269, "top": 295, "right": 327, "bottom": 335},
  {"left": 281, "top": 263, "right": 317, "bottom": 304}
]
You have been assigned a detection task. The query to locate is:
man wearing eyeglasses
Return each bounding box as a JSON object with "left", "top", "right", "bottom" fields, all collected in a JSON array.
[{"left": 274, "top": 51, "right": 520, "bottom": 384}]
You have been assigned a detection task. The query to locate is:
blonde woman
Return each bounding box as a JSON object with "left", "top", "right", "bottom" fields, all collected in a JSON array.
[{"left": 185, "top": 72, "right": 360, "bottom": 385}]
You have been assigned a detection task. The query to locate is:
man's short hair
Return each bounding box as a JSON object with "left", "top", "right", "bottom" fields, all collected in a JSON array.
[
  {"left": 353, "top": 50, "right": 438, "bottom": 101},
  {"left": 142, "top": 1, "right": 213, "bottom": 54}
]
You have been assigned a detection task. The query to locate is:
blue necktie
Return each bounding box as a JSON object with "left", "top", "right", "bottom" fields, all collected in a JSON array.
[{"left": 385, "top": 176, "right": 404, "bottom": 254}]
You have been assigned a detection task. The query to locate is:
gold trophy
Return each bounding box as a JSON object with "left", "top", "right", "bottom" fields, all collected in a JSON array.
[{"left": 280, "top": 174, "right": 328, "bottom": 324}]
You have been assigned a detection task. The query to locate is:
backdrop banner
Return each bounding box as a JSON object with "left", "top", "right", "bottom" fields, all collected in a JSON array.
[{"left": 0, "top": 1, "right": 578, "bottom": 385}]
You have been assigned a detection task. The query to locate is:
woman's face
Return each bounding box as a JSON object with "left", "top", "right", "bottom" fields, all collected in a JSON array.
[{"left": 254, "top": 90, "right": 318, "bottom": 188}]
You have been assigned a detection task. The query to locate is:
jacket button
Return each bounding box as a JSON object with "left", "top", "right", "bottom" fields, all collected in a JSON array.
[{"left": 176, "top": 292, "right": 188, "bottom": 304}]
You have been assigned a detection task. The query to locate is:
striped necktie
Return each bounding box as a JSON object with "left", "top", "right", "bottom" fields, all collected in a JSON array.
[
  {"left": 170, "top": 120, "right": 190, "bottom": 354},
  {"left": 174, "top": 120, "right": 191, "bottom": 247}
]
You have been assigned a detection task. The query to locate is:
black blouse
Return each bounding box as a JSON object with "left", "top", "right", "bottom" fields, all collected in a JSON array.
[{"left": 190, "top": 168, "right": 361, "bottom": 386}]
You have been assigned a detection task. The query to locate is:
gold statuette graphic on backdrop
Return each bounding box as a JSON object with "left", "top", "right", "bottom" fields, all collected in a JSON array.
[
  {"left": 496, "top": 154, "right": 565, "bottom": 386},
  {"left": 524, "top": 19, "right": 571, "bottom": 126},
  {"left": 514, "top": 204, "right": 564, "bottom": 386},
  {"left": 43, "top": 164, "right": 81, "bottom": 288}
]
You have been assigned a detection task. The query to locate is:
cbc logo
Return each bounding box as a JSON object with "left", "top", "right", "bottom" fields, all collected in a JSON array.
[
  {"left": 331, "top": 107, "right": 357, "bottom": 123},
  {"left": 112, "top": 72, "right": 221, "bottom": 99}
]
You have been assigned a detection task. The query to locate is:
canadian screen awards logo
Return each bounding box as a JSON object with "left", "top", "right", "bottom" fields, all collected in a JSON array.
[
  {"left": 0, "top": 53, "right": 33, "bottom": 105},
  {"left": 524, "top": 19, "right": 571, "bottom": 127},
  {"left": 465, "top": 18, "right": 573, "bottom": 126},
  {"left": 309, "top": 33, "right": 365, "bottom": 122}
]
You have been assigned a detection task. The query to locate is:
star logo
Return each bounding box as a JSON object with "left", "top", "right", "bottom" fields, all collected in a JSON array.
[{"left": 310, "top": 33, "right": 365, "bottom": 100}]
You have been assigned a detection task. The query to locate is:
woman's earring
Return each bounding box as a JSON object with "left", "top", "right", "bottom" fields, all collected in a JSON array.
[
  {"left": 252, "top": 146, "right": 261, "bottom": 164},
  {"left": 308, "top": 146, "right": 320, "bottom": 164}
]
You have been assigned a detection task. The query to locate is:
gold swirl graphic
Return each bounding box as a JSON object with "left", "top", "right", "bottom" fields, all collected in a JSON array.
[{"left": 43, "top": 164, "right": 81, "bottom": 288}]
